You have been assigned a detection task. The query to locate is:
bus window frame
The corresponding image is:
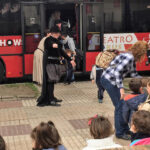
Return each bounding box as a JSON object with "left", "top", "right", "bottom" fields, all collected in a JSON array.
[
  {"left": 82, "top": 1, "right": 104, "bottom": 72},
  {"left": 20, "top": 0, "right": 104, "bottom": 74},
  {"left": 20, "top": 1, "right": 45, "bottom": 77},
  {"left": 82, "top": 1, "right": 104, "bottom": 51}
]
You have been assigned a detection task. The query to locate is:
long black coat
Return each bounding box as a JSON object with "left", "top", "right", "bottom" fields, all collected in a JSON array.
[{"left": 37, "top": 36, "right": 71, "bottom": 103}]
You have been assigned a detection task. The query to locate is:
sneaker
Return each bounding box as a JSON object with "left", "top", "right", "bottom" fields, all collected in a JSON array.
[
  {"left": 116, "top": 134, "right": 131, "bottom": 140},
  {"left": 48, "top": 101, "right": 61, "bottom": 107},
  {"left": 98, "top": 99, "right": 103, "bottom": 103}
]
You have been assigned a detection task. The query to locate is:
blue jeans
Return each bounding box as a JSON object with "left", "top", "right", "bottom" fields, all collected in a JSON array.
[
  {"left": 65, "top": 62, "right": 74, "bottom": 83},
  {"left": 100, "top": 76, "right": 129, "bottom": 136}
]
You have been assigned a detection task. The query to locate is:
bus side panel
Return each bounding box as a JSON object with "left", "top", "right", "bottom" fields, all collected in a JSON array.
[
  {"left": 0, "top": 36, "right": 22, "bottom": 54},
  {"left": 85, "top": 51, "right": 150, "bottom": 72},
  {"left": 24, "top": 54, "right": 33, "bottom": 75},
  {"left": 25, "top": 35, "right": 40, "bottom": 53},
  {"left": 1, "top": 56, "right": 23, "bottom": 78},
  {"left": 86, "top": 52, "right": 99, "bottom": 72},
  {"left": 136, "top": 56, "right": 150, "bottom": 71}
]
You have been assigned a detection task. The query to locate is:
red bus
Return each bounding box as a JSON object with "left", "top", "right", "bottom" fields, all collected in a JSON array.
[{"left": 0, "top": 0, "right": 150, "bottom": 82}]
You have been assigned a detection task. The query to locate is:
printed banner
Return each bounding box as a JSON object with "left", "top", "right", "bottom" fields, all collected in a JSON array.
[
  {"left": 87, "top": 33, "right": 150, "bottom": 51},
  {"left": 0, "top": 36, "right": 22, "bottom": 54}
]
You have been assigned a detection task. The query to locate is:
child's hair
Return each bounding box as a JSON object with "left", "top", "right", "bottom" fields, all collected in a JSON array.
[
  {"left": 89, "top": 115, "right": 113, "bottom": 139},
  {"left": 31, "top": 121, "right": 61, "bottom": 149},
  {"left": 131, "top": 110, "right": 150, "bottom": 134},
  {"left": 0, "top": 135, "right": 6, "bottom": 150},
  {"left": 129, "top": 78, "right": 142, "bottom": 94}
]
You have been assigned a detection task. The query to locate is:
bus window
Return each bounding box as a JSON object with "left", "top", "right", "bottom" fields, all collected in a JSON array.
[
  {"left": 0, "top": 1, "right": 21, "bottom": 35},
  {"left": 86, "top": 4, "right": 102, "bottom": 51},
  {"left": 86, "top": 4, "right": 101, "bottom": 33},
  {"left": 104, "top": 0, "right": 124, "bottom": 33},
  {"left": 45, "top": 3, "right": 79, "bottom": 47},
  {"left": 127, "top": 0, "right": 150, "bottom": 32},
  {"left": 23, "top": 5, "right": 41, "bottom": 53},
  {"left": 23, "top": 5, "right": 41, "bottom": 33}
]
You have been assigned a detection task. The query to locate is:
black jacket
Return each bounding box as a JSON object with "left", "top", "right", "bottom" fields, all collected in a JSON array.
[
  {"left": 45, "top": 36, "right": 71, "bottom": 64},
  {"left": 37, "top": 36, "right": 71, "bottom": 103}
]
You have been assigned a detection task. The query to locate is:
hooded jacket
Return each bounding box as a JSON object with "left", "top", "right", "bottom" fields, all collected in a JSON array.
[{"left": 122, "top": 92, "right": 148, "bottom": 124}]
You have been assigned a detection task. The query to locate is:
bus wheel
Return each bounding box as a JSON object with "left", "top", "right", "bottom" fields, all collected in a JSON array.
[{"left": 0, "top": 62, "right": 5, "bottom": 83}]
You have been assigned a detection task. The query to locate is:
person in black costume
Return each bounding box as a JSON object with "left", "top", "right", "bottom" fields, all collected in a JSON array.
[{"left": 37, "top": 27, "right": 75, "bottom": 107}]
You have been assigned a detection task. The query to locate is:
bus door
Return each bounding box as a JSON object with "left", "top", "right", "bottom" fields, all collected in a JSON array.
[
  {"left": 44, "top": 1, "right": 83, "bottom": 71},
  {"left": 82, "top": 0, "right": 104, "bottom": 72},
  {"left": 21, "top": 2, "right": 45, "bottom": 76}
]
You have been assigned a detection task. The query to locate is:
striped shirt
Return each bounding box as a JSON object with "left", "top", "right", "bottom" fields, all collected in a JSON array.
[{"left": 102, "top": 52, "right": 140, "bottom": 88}]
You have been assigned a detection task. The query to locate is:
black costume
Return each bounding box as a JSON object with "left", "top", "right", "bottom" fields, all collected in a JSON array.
[{"left": 37, "top": 36, "right": 71, "bottom": 106}]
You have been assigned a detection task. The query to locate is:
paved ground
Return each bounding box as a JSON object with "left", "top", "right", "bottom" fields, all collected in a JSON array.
[{"left": 0, "top": 81, "right": 130, "bottom": 150}]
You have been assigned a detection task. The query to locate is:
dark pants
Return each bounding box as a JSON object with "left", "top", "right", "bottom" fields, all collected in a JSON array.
[
  {"left": 37, "top": 81, "right": 54, "bottom": 105},
  {"left": 96, "top": 69, "right": 104, "bottom": 100},
  {"left": 100, "top": 77, "right": 129, "bottom": 136},
  {"left": 47, "top": 82, "right": 54, "bottom": 102},
  {"left": 65, "top": 62, "right": 73, "bottom": 83}
]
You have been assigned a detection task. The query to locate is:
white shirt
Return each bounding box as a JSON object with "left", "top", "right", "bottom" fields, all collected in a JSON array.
[
  {"left": 83, "top": 136, "right": 122, "bottom": 150},
  {"left": 62, "top": 36, "right": 76, "bottom": 52}
]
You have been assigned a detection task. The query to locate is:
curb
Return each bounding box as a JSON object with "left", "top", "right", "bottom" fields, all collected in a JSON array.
[{"left": 0, "top": 95, "right": 36, "bottom": 101}]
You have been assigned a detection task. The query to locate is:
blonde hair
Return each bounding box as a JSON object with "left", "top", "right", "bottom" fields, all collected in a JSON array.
[{"left": 128, "top": 41, "right": 148, "bottom": 62}]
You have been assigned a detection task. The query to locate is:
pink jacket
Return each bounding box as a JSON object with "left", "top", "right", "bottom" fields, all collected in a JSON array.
[{"left": 131, "top": 138, "right": 150, "bottom": 146}]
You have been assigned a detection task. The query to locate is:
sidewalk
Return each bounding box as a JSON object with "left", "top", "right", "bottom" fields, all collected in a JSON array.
[{"left": 0, "top": 81, "right": 129, "bottom": 150}]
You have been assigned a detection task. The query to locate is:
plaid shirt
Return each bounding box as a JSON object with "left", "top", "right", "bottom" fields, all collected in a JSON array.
[{"left": 102, "top": 52, "right": 139, "bottom": 88}]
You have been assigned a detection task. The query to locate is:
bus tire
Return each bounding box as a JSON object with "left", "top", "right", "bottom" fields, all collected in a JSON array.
[{"left": 0, "top": 61, "right": 5, "bottom": 83}]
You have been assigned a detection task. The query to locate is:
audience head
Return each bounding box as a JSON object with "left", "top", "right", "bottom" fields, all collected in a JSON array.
[
  {"left": 88, "top": 115, "right": 113, "bottom": 139},
  {"left": 0, "top": 135, "right": 6, "bottom": 150},
  {"left": 130, "top": 110, "right": 150, "bottom": 134},
  {"left": 31, "top": 121, "right": 61, "bottom": 149},
  {"left": 128, "top": 41, "right": 148, "bottom": 62},
  {"left": 129, "top": 78, "right": 142, "bottom": 94},
  {"left": 50, "top": 26, "right": 61, "bottom": 39}
]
